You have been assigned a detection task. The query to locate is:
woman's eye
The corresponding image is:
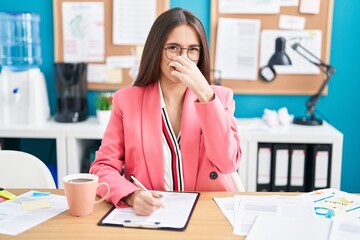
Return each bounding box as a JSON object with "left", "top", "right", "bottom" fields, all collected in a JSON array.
[
  {"left": 189, "top": 47, "right": 200, "bottom": 52},
  {"left": 167, "top": 45, "right": 179, "bottom": 50}
]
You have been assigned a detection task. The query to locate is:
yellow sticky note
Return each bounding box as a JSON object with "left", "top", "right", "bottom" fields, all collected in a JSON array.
[
  {"left": 21, "top": 199, "right": 51, "bottom": 211},
  {"left": 106, "top": 67, "right": 123, "bottom": 83}
]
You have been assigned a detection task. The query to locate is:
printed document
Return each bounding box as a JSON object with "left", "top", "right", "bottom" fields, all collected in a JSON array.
[
  {"left": 99, "top": 192, "right": 199, "bottom": 230},
  {"left": 215, "top": 18, "right": 261, "bottom": 80},
  {"left": 0, "top": 191, "right": 68, "bottom": 236}
]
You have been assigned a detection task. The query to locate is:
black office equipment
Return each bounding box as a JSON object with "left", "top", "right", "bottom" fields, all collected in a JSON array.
[
  {"left": 54, "top": 62, "right": 88, "bottom": 123},
  {"left": 307, "top": 144, "right": 332, "bottom": 191}
]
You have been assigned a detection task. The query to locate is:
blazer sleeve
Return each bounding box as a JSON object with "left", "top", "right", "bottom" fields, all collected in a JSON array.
[
  {"left": 194, "top": 87, "right": 241, "bottom": 173},
  {"left": 89, "top": 91, "right": 139, "bottom": 207}
]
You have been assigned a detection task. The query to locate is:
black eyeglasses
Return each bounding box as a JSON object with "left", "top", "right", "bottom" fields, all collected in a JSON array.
[{"left": 163, "top": 44, "right": 203, "bottom": 61}]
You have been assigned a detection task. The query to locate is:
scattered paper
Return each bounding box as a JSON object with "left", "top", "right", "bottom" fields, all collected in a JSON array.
[{"left": 0, "top": 191, "right": 68, "bottom": 236}]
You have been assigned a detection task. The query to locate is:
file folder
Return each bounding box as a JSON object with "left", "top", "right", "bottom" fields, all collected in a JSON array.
[
  {"left": 289, "top": 144, "right": 307, "bottom": 192},
  {"left": 256, "top": 143, "right": 272, "bottom": 191},
  {"left": 272, "top": 144, "right": 290, "bottom": 192},
  {"left": 309, "top": 144, "right": 332, "bottom": 190}
]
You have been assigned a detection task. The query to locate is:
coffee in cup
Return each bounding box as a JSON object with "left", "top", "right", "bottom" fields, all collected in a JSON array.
[{"left": 63, "top": 173, "right": 110, "bottom": 217}]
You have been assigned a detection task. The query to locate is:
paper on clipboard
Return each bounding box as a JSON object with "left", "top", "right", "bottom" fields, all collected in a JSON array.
[
  {"left": 260, "top": 30, "right": 322, "bottom": 74},
  {"left": 98, "top": 192, "right": 199, "bottom": 230}
]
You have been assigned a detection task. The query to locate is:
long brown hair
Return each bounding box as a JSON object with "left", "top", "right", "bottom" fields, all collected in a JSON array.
[{"left": 133, "top": 8, "right": 210, "bottom": 86}]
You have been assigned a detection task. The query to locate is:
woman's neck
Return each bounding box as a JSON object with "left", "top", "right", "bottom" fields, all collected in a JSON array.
[{"left": 159, "top": 80, "right": 187, "bottom": 106}]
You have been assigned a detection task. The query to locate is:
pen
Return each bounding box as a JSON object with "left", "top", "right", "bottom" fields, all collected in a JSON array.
[
  {"left": 130, "top": 176, "right": 152, "bottom": 196},
  {"left": 130, "top": 176, "right": 167, "bottom": 210}
]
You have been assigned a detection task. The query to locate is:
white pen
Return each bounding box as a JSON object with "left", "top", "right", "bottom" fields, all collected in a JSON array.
[
  {"left": 130, "top": 175, "right": 152, "bottom": 196},
  {"left": 130, "top": 175, "right": 167, "bottom": 210}
]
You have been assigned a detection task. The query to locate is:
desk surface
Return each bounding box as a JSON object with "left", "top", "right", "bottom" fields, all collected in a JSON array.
[{"left": 0, "top": 190, "right": 298, "bottom": 240}]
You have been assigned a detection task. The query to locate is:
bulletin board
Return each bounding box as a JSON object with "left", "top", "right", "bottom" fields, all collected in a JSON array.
[
  {"left": 210, "top": 0, "right": 334, "bottom": 95},
  {"left": 53, "top": 0, "right": 169, "bottom": 91}
]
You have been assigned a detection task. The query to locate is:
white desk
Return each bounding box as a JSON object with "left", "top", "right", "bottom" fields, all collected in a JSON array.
[{"left": 0, "top": 117, "right": 343, "bottom": 190}]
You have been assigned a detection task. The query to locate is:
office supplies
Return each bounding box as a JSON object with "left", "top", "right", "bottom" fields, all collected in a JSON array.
[
  {"left": 0, "top": 187, "right": 16, "bottom": 200},
  {"left": 308, "top": 145, "right": 331, "bottom": 190},
  {"left": 289, "top": 144, "right": 307, "bottom": 192},
  {"left": 0, "top": 191, "right": 68, "bottom": 236},
  {"left": 256, "top": 143, "right": 272, "bottom": 191},
  {"left": 272, "top": 144, "right": 290, "bottom": 192},
  {"left": 259, "top": 35, "right": 335, "bottom": 125},
  {"left": 98, "top": 191, "right": 199, "bottom": 230},
  {"left": 210, "top": 0, "right": 333, "bottom": 94},
  {"left": 130, "top": 175, "right": 152, "bottom": 195}
]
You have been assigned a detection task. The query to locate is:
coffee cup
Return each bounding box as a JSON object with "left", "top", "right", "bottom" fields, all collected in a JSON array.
[{"left": 63, "top": 173, "right": 110, "bottom": 217}]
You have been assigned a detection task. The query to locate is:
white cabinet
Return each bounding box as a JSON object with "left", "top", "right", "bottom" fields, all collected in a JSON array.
[
  {"left": 237, "top": 119, "right": 343, "bottom": 191},
  {"left": 0, "top": 117, "right": 343, "bottom": 190}
]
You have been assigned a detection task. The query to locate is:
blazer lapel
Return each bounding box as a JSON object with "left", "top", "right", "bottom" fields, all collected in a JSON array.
[
  {"left": 180, "top": 89, "right": 201, "bottom": 191},
  {"left": 141, "top": 83, "right": 164, "bottom": 190}
]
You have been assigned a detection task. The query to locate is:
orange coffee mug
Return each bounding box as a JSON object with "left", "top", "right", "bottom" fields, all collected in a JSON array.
[{"left": 63, "top": 173, "right": 110, "bottom": 217}]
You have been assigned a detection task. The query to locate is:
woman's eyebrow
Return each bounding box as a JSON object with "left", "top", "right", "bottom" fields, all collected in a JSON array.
[{"left": 165, "top": 42, "right": 201, "bottom": 47}]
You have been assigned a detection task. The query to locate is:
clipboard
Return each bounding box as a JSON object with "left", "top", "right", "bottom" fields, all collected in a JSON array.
[{"left": 98, "top": 192, "right": 200, "bottom": 231}]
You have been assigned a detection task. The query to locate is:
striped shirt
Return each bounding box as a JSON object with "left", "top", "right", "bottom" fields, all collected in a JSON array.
[{"left": 159, "top": 83, "right": 184, "bottom": 191}]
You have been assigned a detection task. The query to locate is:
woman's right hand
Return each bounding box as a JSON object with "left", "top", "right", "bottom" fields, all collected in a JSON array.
[{"left": 123, "top": 190, "right": 164, "bottom": 216}]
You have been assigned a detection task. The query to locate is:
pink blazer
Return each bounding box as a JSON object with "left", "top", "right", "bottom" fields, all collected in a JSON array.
[{"left": 90, "top": 82, "right": 241, "bottom": 206}]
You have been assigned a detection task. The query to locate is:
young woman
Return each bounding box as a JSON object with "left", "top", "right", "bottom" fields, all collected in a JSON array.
[{"left": 90, "top": 8, "right": 241, "bottom": 216}]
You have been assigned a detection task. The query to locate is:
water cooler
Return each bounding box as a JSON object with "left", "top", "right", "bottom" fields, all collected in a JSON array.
[{"left": 0, "top": 12, "right": 49, "bottom": 125}]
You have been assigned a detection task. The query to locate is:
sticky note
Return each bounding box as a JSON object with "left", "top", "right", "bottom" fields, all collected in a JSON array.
[
  {"left": 21, "top": 199, "right": 51, "bottom": 211},
  {"left": 300, "top": 0, "right": 321, "bottom": 14}
]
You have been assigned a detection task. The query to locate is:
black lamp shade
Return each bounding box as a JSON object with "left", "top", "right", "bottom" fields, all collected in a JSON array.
[{"left": 268, "top": 37, "right": 292, "bottom": 66}]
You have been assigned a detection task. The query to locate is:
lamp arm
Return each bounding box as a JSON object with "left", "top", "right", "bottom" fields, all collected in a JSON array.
[{"left": 290, "top": 43, "right": 335, "bottom": 118}]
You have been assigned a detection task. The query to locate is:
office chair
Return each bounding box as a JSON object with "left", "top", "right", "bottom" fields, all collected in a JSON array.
[
  {"left": 0, "top": 150, "right": 56, "bottom": 189},
  {"left": 230, "top": 171, "right": 246, "bottom": 192}
]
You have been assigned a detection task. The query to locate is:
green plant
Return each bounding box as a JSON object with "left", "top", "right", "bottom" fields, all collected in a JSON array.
[{"left": 95, "top": 92, "right": 113, "bottom": 110}]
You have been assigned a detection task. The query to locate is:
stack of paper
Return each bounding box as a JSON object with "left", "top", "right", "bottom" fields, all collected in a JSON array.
[{"left": 214, "top": 188, "right": 360, "bottom": 238}]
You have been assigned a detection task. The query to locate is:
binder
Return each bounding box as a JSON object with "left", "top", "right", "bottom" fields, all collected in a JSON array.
[
  {"left": 98, "top": 192, "right": 199, "bottom": 231},
  {"left": 288, "top": 144, "right": 307, "bottom": 192},
  {"left": 256, "top": 143, "right": 272, "bottom": 191},
  {"left": 307, "top": 144, "right": 332, "bottom": 190},
  {"left": 272, "top": 144, "right": 290, "bottom": 192}
]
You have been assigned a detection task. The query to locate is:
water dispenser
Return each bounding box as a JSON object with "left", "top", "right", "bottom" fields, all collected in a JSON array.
[{"left": 0, "top": 12, "right": 50, "bottom": 125}]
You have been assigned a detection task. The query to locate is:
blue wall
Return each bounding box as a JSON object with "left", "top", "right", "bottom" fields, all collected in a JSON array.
[{"left": 1, "top": 0, "right": 359, "bottom": 192}]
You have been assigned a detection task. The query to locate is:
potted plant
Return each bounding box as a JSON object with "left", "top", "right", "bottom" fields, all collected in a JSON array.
[{"left": 95, "top": 92, "right": 113, "bottom": 126}]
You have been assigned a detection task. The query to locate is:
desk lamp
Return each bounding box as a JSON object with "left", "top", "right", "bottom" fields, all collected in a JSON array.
[{"left": 259, "top": 37, "right": 335, "bottom": 126}]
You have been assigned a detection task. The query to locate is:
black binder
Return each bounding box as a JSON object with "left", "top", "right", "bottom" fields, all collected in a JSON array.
[
  {"left": 256, "top": 143, "right": 273, "bottom": 191},
  {"left": 271, "top": 144, "right": 290, "bottom": 192},
  {"left": 306, "top": 144, "right": 332, "bottom": 191},
  {"left": 288, "top": 144, "right": 307, "bottom": 192}
]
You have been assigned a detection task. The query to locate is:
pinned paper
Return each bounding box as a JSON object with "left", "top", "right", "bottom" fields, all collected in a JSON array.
[
  {"left": 300, "top": 0, "right": 321, "bottom": 14},
  {"left": 279, "top": 15, "right": 305, "bottom": 30},
  {"left": 106, "top": 68, "right": 123, "bottom": 83},
  {"left": 21, "top": 199, "right": 51, "bottom": 211}
]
